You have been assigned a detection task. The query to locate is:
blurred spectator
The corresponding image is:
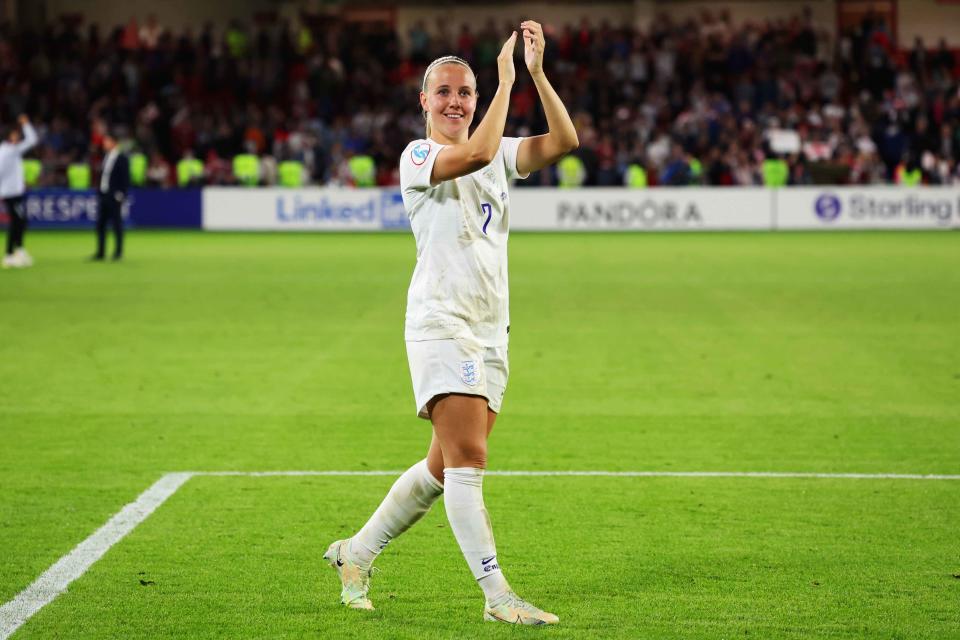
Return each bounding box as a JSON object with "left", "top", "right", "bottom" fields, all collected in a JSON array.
[
  {"left": 139, "top": 14, "right": 161, "bottom": 50},
  {"left": 176, "top": 150, "right": 203, "bottom": 187},
  {"left": 204, "top": 150, "right": 231, "bottom": 185},
  {"left": 146, "top": 150, "right": 173, "bottom": 187},
  {"left": 660, "top": 143, "right": 692, "bottom": 186},
  {"left": 0, "top": 9, "right": 957, "bottom": 188}
]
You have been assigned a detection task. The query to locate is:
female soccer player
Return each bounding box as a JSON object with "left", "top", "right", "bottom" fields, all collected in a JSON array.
[{"left": 325, "top": 21, "right": 578, "bottom": 625}]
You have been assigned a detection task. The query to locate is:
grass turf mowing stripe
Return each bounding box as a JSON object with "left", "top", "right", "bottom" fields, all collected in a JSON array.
[
  {"left": 3, "top": 468, "right": 957, "bottom": 638},
  {"left": 0, "top": 473, "right": 194, "bottom": 640}
]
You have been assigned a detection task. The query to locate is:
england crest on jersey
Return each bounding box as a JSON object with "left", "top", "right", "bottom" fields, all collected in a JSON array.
[
  {"left": 460, "top": 360, "right": 479, "bottom": 387},
  {"left": 410, "top": 142, "right": 431, "bottom": 166}
]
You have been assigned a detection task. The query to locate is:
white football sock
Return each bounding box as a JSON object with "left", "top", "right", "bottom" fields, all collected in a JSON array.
[
  {"left": 443, "top": 467, "right": 510, "bottom": 601},
  {"left": 348, "top": 459, "right": 443, "bottom": 568}
]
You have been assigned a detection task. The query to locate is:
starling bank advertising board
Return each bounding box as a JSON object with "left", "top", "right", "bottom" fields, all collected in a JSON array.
[{"left": 777, "top": 187, "right": 960, "bottom": 229}]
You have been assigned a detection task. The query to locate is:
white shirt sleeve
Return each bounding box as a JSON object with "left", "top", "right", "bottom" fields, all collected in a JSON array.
[
  {"left": 0, "top": 147, "right": 11, "bottom": 179},
  {"left": 14, "top": 123, "right": 38, "bottom": 155},
  {"left": 400, "top": 139, "right": 446, "bottom": 193},
  {"left": 500, "top": 136, "right": 529, "bottom": 181}
]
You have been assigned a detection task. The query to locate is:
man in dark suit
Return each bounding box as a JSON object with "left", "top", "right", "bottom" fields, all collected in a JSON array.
[{"left": 93, "top": 132, "right": 129, "bottom": 261}]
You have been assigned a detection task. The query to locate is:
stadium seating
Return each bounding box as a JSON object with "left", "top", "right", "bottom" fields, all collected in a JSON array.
[{"left": 0, "top": 10, "right": 957, "bottom": 187}]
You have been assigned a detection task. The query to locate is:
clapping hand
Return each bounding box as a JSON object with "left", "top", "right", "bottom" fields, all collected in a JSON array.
[
  {"left": 521, "top": 20, "right": 544, "bottom": 74},
  {"left": 497, "top": 31, "right": 518, "bottom": 86}
]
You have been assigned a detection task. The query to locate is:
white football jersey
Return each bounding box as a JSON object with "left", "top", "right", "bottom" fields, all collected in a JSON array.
[
  {"left": 400, "top": 136, "right": 528, "bottom": 347},
  {"left": 0, "top": 123, "right": 38, "bottom": 198}
]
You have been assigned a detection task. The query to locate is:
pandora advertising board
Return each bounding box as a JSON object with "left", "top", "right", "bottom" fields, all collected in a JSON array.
[{"left": 508, "top": 188, "right": 771, "bottom": 231}]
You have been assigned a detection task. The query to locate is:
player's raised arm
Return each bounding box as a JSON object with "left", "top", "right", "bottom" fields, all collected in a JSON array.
[
  {"left": 428, "top": 32, "right": 517, "bottom": 184},
  {"left": 515, "top": 20, "right": 579, "bottom": 175},
  {"left": 14, "top": 114, "right": 38, "bottom": 155}
]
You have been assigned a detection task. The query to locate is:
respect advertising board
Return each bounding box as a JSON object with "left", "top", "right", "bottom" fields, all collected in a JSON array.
[
  {"left": 777, "top": 187, "right": 960, "bottom": 230},
  {"left": 508, "top": 188, "right": 772, "bottom": 231},
  {"left": 10, "top": 189, "right": 202, "bottom": 228},
  {"left": 202, "top": 188, "right": 410, "bottom": 231}
]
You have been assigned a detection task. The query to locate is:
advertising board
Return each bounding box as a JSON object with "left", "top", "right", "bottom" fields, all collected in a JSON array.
[
  {"left": 202, "top": 188, "right": 410, "bottom": 231},
  {"left": 509, "top": 188, "right": 772, "bottom": 231},
  {"left": 9, "top": 189, "right": 202, "bottom": 229},
  {"left": 776, "top": 187, "right": 960, "bottom": 230}
]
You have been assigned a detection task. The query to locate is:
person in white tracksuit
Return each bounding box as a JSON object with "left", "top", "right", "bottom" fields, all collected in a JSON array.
[
  {"left": 323, "top": 21, "right": 580, "bottom": 626},
  {"left": 0, "top": 114, "right": 38, "bottom": 269}
]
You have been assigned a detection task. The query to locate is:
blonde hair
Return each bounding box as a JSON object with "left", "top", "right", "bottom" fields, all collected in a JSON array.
[{"left": 421, "top": 55, "right": 473, "bottom": 138}]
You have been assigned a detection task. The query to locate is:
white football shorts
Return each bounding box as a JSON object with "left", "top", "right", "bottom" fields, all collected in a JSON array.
[{"left": 406, "top": 338, "right": 509, "bottom": 419}]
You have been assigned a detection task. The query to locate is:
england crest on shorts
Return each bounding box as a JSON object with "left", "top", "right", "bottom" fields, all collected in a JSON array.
[{"left": 460, "top": 360, "right": 479, "bottom": 387}]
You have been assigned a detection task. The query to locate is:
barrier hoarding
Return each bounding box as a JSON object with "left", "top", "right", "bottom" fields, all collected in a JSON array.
[
  {"left": 509, "top": 187, "right": 772, "bottom": 231},
  {"left": 14, "top": 186, "right": 950, "bottom": 234},
  {"left": 11, "top": 189, "right": 202, "bottom": 228},
  {"left": 202, "top": 187, "right": 774, "bottom": 232},
  {"left": 776, "top": 187, "right": 960, "bottom": 230},
  {"left": 202, "top": 188, "right": 410, "bottom": 231}
]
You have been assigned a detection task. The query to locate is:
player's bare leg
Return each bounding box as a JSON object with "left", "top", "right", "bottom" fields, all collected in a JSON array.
[
  {"left": 425, "top": 399, "right": 495, "bottom": 480},
  {"left": 431, "top": 393, "right": 558, "bottom": 625}
]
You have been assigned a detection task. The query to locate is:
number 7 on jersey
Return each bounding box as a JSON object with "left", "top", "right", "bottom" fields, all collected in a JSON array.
[{"left": 481, "top": 202, "right": 493, "bottom": 235}]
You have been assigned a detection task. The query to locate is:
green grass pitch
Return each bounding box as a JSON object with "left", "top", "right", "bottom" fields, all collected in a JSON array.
[{"left": 1, "top": 229, "right": 958, "bottom": 639}]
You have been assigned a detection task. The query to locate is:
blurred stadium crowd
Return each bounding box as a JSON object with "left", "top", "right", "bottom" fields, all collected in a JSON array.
[{"left": 1, "top": 8, "right": 959, "bottom": 188}]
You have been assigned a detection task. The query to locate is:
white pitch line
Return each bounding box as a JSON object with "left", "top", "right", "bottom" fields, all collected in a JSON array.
[
  {"left": 3, "top": 468, "right": 958, "bottom": 639},
  {"left": 0, "top": 472, "right": 194, "bottom": 640},
  {"left": 486, "top": 470, "right": 960, "bottom": 480},
  {"left": 194, "top": 470, "right": 960, "bottom": 480},
  {"left": 200, "top": 470, "right": 402, "bottom": 477}
]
